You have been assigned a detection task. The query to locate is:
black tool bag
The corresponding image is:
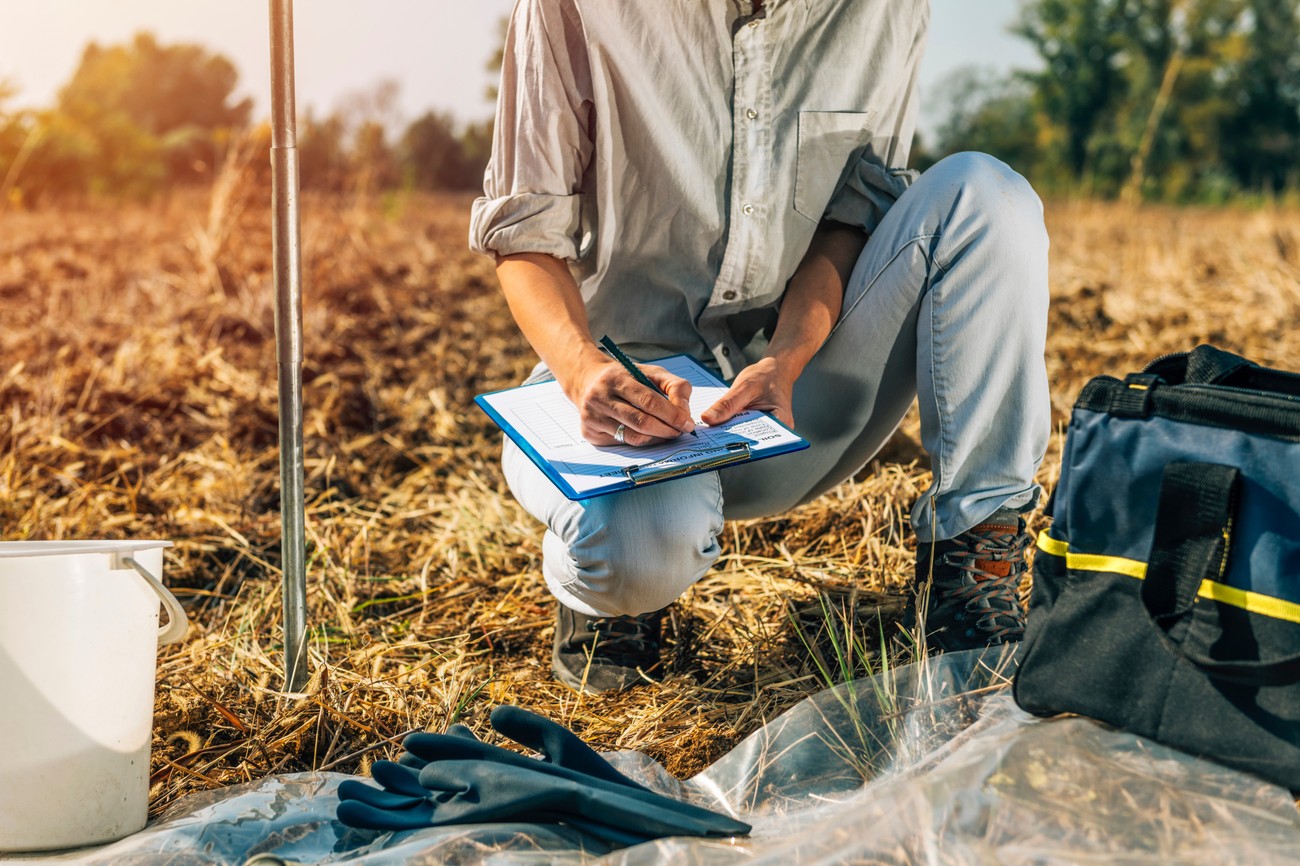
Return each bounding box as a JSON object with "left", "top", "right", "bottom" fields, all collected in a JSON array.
[{"left": 1014, "top": 345, "right": 1300, "bottom": 790}]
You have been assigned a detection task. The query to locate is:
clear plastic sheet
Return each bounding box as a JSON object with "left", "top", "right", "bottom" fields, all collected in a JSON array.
[{"left": 14, "top": 648, "right": 1299, "bottom": 866}]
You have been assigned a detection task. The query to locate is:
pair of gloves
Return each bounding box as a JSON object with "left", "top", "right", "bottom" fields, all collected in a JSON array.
[{"left": 336, "top": 705, "right": 751, "bottom": 848}]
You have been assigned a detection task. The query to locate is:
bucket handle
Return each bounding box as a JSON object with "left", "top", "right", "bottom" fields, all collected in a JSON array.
[{"left": 120, "top": 555, "right": 190, "bottom": 645}]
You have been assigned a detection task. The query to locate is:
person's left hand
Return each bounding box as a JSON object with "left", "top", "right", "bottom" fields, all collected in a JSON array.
[{"left": 700, "top": 357, "right": 796, "bottom": 429}]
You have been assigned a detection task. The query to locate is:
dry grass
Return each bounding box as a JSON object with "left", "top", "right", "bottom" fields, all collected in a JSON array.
[{"left": 2, "top": 173, "right": 1298, "bottom": 817}]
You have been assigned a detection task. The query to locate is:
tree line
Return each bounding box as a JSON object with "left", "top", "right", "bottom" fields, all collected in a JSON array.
[
  {"left": 0, "top": 32, "right": 491, "bottom": 206},
  {"left": 923, "top": 0, "right": 1300, "bottom": 201},
  {"left": 2, "top": 1, "right": 1298, "bottom": 207}
]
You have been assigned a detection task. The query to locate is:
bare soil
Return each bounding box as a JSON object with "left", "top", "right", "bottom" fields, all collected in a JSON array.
[{"left": 2, "top": 184, "right": 1297, "bottom": 815}]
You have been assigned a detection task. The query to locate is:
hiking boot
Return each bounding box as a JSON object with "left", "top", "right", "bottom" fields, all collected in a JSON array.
[
  {"left": 551, "top": 603, "right": 664, "bottom": 694},
  {"left": 904, "top": 507, "right": 1033, "bottom": 653}
]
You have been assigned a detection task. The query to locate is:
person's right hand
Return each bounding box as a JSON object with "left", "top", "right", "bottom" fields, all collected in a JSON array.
[{"left": 566, "top": 356, "right": 695, "bottom": 447}]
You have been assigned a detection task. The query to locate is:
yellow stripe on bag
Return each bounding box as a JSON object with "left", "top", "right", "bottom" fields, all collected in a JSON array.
[
  {"left": 1035, "top": 530, "right": 1300, "bottom": 625},
  {"left": 1197, "top": 581, "right": 1300, "bottom": 625}
]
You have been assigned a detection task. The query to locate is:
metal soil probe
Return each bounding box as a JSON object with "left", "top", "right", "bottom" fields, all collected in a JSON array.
[{"left": 268, "top": 0, "right": 308, "bottom": 692}]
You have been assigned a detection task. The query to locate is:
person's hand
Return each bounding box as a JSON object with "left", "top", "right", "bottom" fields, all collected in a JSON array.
[
  {"left": 700, "top": 357, "right": 795, "bottom": 429},
  {"left": 569, "top": 357, "right": 695, "bottom": 447}
]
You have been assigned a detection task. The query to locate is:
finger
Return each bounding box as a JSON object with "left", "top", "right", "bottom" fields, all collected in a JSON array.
[
  {"left": 489, "top": 705, "right": 648, "bottom": 790},
  {"left": 401, "top": 732, "right": 518, "bottom": 765},
  {"left": 337, "top": 778, "right": 426, "bottom": 810},
  {"left": 701, "top": 380, "right": 755, "bottom": 426},
  {"left": 579, "top": 413, "right": 672, "bottom": 447},
  {"left": 601, "top": 364, "right": 692, "bottom": 434},
  {"left": 336, "top": 798, "right": 435, "bottom": 831},
  {"left": 580, "top": 366, "right": 691, "bottom": 444},
  {"left": 395, "top": 722, "right": 488, "bottom": 769},
  {"left": 397, "top": 751, "right": 428, "bottom": 770},
  {"left": 371, "top": 759, "right": 431, "bottom": 798},
  {"left": 641, "top": 368, "right": 696, "bottom": 432},
  {"left": 608, "top": 399, "right": 687, "bottom": 443},
  {"left": 446, "top": 723, "right": 480, "bottom": 741},
  {"left": 582, "top": 398, "right": 684, "bottom": 445},
  {"left": 618, "top": 381, "right": 694, "bottom": 438}
]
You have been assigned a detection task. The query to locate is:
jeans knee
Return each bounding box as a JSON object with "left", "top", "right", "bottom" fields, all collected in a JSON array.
[
  {"left": 551, "top": 481, "right": 723, "bottom": 616},
  {"left": 929, "top": 152, "right": 1048, "bottom": 307},
  {"left": 931, "top": 151, "right": 1044, "bottom": 232}
]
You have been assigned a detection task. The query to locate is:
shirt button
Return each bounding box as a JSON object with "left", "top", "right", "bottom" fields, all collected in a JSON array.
[
  {"left": 742, "top": 203, "right": 754, "bottom": 215},
  {"left": 723, "top": 290, "right": 737, "bottom": 300},
  {"left": 721, "top": 346, "right": 732, "bottom": 356},
  {"left": 748, "top": 19, "right": 760, "bottom": 28},
  {"left": 746, "top": 108, "right": 758, "bottom": 121}
]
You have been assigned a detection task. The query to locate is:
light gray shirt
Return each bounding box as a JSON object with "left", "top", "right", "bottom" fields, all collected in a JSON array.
[{"left": 470, "top": 0, "right": 929, "bottom": 379}]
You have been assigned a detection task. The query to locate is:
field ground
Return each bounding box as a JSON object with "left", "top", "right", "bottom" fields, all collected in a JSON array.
[{"left": 2, "top": 181, "right": 1298, "bottom": 816}]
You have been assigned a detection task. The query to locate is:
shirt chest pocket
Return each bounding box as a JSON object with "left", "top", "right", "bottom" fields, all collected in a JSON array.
[{"left": 793, "top": 110, "right": 875, "bottom": 221}]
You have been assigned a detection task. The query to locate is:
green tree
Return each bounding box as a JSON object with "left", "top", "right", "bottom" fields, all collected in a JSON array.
[
  {"left": 458, "top": 119, "right": 493, "bottom": 189},
  {"left": 7, "top": 104, "right": 161, "bottom": 202},
  {"left": 329, "top": 79, "right": 402, "bottom": 197},
  {"left": 1010, "top": 0, "right": 1294, "bottom": 199},
  {"left": 1219, "top": 0, "right": 1300, "bottom": 191},
  {"left": 399, "top": 111, "right": 476, "bottom": 190},
  {"left": 0, "top": 81, "right": 38, "bottom": 207},
  {"left": 1112, "top": 0, "right": 1247, "bottom": 200},
  {"left": 929, "top": 66, "right": 1047, "bottom": 182},
  {"left": 299, "top": 110, "right": 350, "bottom": 192},
  {"left": 350, "top": 120, "right": 398, "bottom": 195},
  {"left": 59, "top": 32, "right": 249, "bottom": 138},
  {"left": 1013, "top": 0, "right": 1132, "bottom": 180},
  {"left": 56, "top": 32, "right": 251, "bottom": 189}
]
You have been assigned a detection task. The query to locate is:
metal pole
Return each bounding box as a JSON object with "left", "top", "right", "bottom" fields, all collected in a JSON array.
[{"left": 269, "top": 0, "right": 308, "bottom": 692}]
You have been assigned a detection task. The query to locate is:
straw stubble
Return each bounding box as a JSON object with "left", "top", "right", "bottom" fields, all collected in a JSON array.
[{"left": 1, "top": 186, "right": 1297, "bottom": 815}]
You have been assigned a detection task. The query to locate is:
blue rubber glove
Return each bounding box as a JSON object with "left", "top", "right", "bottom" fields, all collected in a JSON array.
[
  {"left": 338, "top": 757, "right": 749, "bottom": 839},
  {"left": 395, "top": 706, "right": 648, "bottom": 791},
  {"left": 488, "top": 704, "right": 649, "bottom": 789},
  {"left": 336, "top": 707, "right": 750, "bottom": 844}
]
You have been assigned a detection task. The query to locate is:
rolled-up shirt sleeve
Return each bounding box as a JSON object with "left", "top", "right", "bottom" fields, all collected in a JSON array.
[
  {"left": 822, "top": 5, "right": 928, "bottom": 235},
  {"left": 469, "top": 0, "right": 594, "bottom": 260},
  {"left": 823, "top": 162, "right": 919, "bottom": 235}
]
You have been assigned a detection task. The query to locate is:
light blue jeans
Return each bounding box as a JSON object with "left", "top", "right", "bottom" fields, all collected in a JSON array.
[{"left": 502, "top": 153, "right": 1051, "bottom": 617}]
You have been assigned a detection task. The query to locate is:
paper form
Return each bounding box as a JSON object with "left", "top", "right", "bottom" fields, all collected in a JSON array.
[{"left": 477, "top": 354, "right": 807, "bottom": 499}]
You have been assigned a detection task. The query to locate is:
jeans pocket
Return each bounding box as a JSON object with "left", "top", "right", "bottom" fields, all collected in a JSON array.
[{"left": 794, "top": 110, "right": 875, "bottom": 221}]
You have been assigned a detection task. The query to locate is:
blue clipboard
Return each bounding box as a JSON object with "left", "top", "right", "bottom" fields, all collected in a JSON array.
[{"left": 474, "top": 354, "right": 809, "bottom": 501}]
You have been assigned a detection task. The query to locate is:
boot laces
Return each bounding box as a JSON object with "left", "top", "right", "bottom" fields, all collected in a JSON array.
[
  {"left": 934, "top": 526, "right": 1031, "bottom": 633},
  {"left": 587, "top": 613, "right": 660, "bottom": 660}
]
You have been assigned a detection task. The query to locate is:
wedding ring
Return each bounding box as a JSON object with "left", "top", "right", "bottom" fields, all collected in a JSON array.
[{"left": 614, "top": 423, "right": 626, "bottom": 444}]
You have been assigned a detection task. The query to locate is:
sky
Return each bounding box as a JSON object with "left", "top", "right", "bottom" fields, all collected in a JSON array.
[{"left": 1, "top": 1, "right": 1039, "bottom": 135}]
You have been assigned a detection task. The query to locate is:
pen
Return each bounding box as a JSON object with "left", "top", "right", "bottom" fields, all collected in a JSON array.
[{"left": 598, "top": 335, "right": 699, "bottom": 437}]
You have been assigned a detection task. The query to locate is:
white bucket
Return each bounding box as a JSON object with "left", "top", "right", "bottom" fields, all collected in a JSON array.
[{"left": 0, "top": 540, "right": 189, "bottom": 852}]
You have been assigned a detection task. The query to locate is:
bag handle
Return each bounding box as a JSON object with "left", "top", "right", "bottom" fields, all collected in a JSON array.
[
  {"left": 1142, "top": 461, "right": 1300, "bottom": 687},
  {"left": 1184, "top": 345, "right": 1258, "bottom": 385},
  {"left": 1143, "top": 344, "right": 1257, "bottom": 386},
  {"left": 120, "top": 555, "right": 190, "bottom": 645}
]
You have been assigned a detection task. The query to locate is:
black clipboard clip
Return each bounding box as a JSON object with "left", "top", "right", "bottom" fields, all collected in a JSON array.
[{"left": 622, "top": 441, "right": 752, "bottom": 486}]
